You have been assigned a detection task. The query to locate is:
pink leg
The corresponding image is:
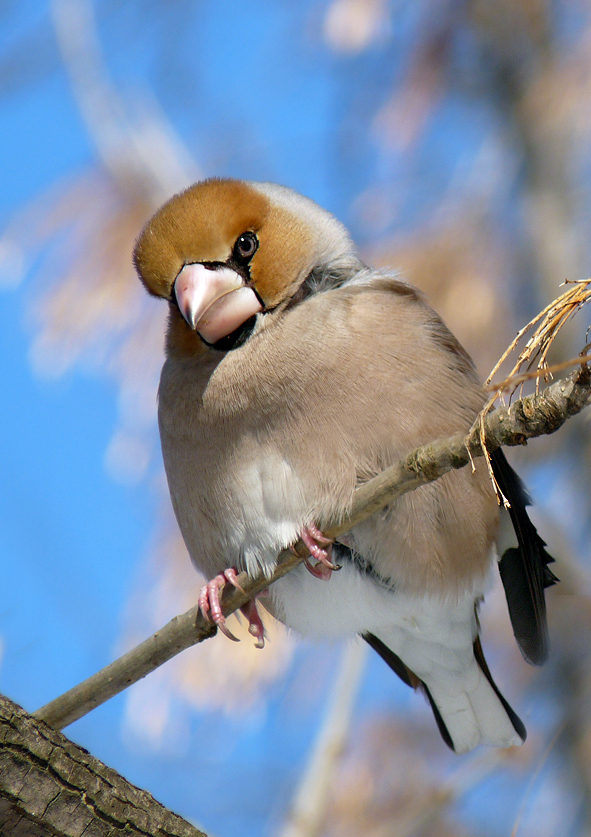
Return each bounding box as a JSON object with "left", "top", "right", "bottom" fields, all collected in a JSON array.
[{"left": 297, "top": 523, "right": 341, "bottom": 581}]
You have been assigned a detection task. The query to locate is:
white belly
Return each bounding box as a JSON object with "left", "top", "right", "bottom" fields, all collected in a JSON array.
[{"left": 269, "top": 559, "right": 482, "bottom": 650}]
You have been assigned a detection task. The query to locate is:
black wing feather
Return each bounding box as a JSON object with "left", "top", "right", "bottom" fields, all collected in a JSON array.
[{"left": 491, "top": 448, "right": 558, "bottom": 666}]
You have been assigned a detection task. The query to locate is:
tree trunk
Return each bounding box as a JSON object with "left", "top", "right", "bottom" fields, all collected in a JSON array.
[{"left": 0, "top": 693, "right": 206, "bottom": 837}]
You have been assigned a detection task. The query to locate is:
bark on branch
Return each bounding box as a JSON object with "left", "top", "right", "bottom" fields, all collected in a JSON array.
[
  {"left": 0, "top": 693, "right": 206, "bottom": 837},
  {"left": 34, "top": 365, "right": 591, "bottom": 733}
]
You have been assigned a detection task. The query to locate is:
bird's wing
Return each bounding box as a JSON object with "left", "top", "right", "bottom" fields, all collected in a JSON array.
[{"left": 492, "top": 448, "right": 558, "bottom": 665}]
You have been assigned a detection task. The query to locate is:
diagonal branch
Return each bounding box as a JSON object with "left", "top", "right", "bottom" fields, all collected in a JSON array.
[{"left": 34, "top": 364, "right": 591, "bottom": 732}]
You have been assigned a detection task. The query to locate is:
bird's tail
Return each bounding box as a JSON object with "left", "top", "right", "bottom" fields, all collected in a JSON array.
[{"left": 364, "top": 632, "right": 526, "bottom": 754}]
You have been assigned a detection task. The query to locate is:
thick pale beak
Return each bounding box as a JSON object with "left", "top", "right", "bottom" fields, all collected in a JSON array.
[{"left": 174, "top": 263, "right": 263, "bottom": 344}]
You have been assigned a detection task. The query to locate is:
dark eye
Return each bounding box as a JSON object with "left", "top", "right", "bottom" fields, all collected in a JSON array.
[{"left": 233, "top": 231, "right": 258, "bottom": 263}]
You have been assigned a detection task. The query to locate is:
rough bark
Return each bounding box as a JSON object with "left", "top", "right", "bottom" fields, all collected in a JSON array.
[{"left": 0, "top": 694, "right": 206, "bottom": 837}]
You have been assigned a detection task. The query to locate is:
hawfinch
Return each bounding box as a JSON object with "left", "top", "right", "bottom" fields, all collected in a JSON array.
[{"left": 134, "top": 178, "right": 556, "bottom": 754}]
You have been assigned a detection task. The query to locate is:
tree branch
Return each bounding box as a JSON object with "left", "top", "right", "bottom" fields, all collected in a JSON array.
[{"left": 34, "top": 365, "right": 591, "bottom": 732}]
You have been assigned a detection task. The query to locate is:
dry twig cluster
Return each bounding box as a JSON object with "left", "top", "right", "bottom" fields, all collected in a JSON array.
[{"left": 477, "top": 279, "right": 591, "bottom": 504}]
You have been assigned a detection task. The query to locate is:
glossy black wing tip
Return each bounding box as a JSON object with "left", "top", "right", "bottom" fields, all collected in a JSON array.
[
  {"left": 363, "top": 633, "right": 456, "bottom": 752},
  {"left": 538, "top": 533, "right": 559, "bottom": 588},
  {"left": 544, "top": 567, "right": 560, "bottom": 588},
  {"left": 531, "top": 527, "right": 559, "bottom": 589},
  {"left": 498, "top": 549, "right": 550, "bottom": 666},
  {"left": 491, "top": 448, "right": 557, "bottom": 666}
]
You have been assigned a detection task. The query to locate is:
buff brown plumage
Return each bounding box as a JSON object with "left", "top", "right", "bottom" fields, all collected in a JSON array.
[{"left": 134, "top": 177, "right": 555, "bottom": 753}]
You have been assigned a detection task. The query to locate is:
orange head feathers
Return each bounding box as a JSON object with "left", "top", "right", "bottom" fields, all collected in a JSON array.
[{"left": 133, "top": 178, "right": 354, "bottom": 350}]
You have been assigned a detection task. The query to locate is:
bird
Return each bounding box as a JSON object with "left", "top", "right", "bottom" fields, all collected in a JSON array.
[{"left": 133, "top": 177, "right": 557, "bottom": 754}]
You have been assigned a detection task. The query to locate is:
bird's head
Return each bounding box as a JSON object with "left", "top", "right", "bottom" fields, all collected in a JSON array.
[{"left": 133, "top": 178, "right": 355, "bottom": 352}]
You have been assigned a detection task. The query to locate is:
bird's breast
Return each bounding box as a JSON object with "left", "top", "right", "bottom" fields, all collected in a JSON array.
[{"left": 158, "top": 366, "right": 310, "bottom": 578}]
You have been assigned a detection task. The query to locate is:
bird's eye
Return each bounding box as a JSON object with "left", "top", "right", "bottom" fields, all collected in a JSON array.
[{"left": 233, "top": 231, "right": 258, "bottom": 263}]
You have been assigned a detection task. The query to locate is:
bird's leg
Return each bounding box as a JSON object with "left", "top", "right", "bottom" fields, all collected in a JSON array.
[
  {"left": 198, "top": 569, "right": 243, "bottom": 642},
  {"left": 297, "top": 523, "right": 341, "bottom": 581}
]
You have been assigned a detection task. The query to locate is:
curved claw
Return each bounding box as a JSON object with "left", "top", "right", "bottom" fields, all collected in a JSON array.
[
  {"left": 223, "top": 566, "right": 246, "bottom": 594},
  {"left": 298, "top": 524, "right": 341, "bottom": 580},
  {"left": 199, "top": 569, "right": 266, "bottom": 647},
  {"left": 198, "top": 570, "right": 241, "bottom": 641},
  {"left": 218, "top": 622, "right": 241, "bottom": 643},
  {"left": 303, "top": 556, "right": 333, "bottom": 580}
]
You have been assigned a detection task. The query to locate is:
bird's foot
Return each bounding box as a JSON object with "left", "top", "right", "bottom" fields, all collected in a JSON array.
[
  {"left": 240, "top": 597, "right": 266, "bottom": 649},
  {"left": 199, "top": 568, "right": 266, "bottom": 648},
  {"left": 198, "top": 568, "right": 243, "bottom": 642},
  {"left": 298, "top": 523, "right": 341, "bottom": 580}
]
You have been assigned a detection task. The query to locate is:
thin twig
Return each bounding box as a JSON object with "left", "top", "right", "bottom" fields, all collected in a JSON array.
[
  {"left": 487, "top": 351, "right": 591, "bottom": 393},
  {"left": 485, "top": 279, "right": 591, "bottom": 394},
  {"left": 33, "top": 365, "right": 591, "bottom": 731}
]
